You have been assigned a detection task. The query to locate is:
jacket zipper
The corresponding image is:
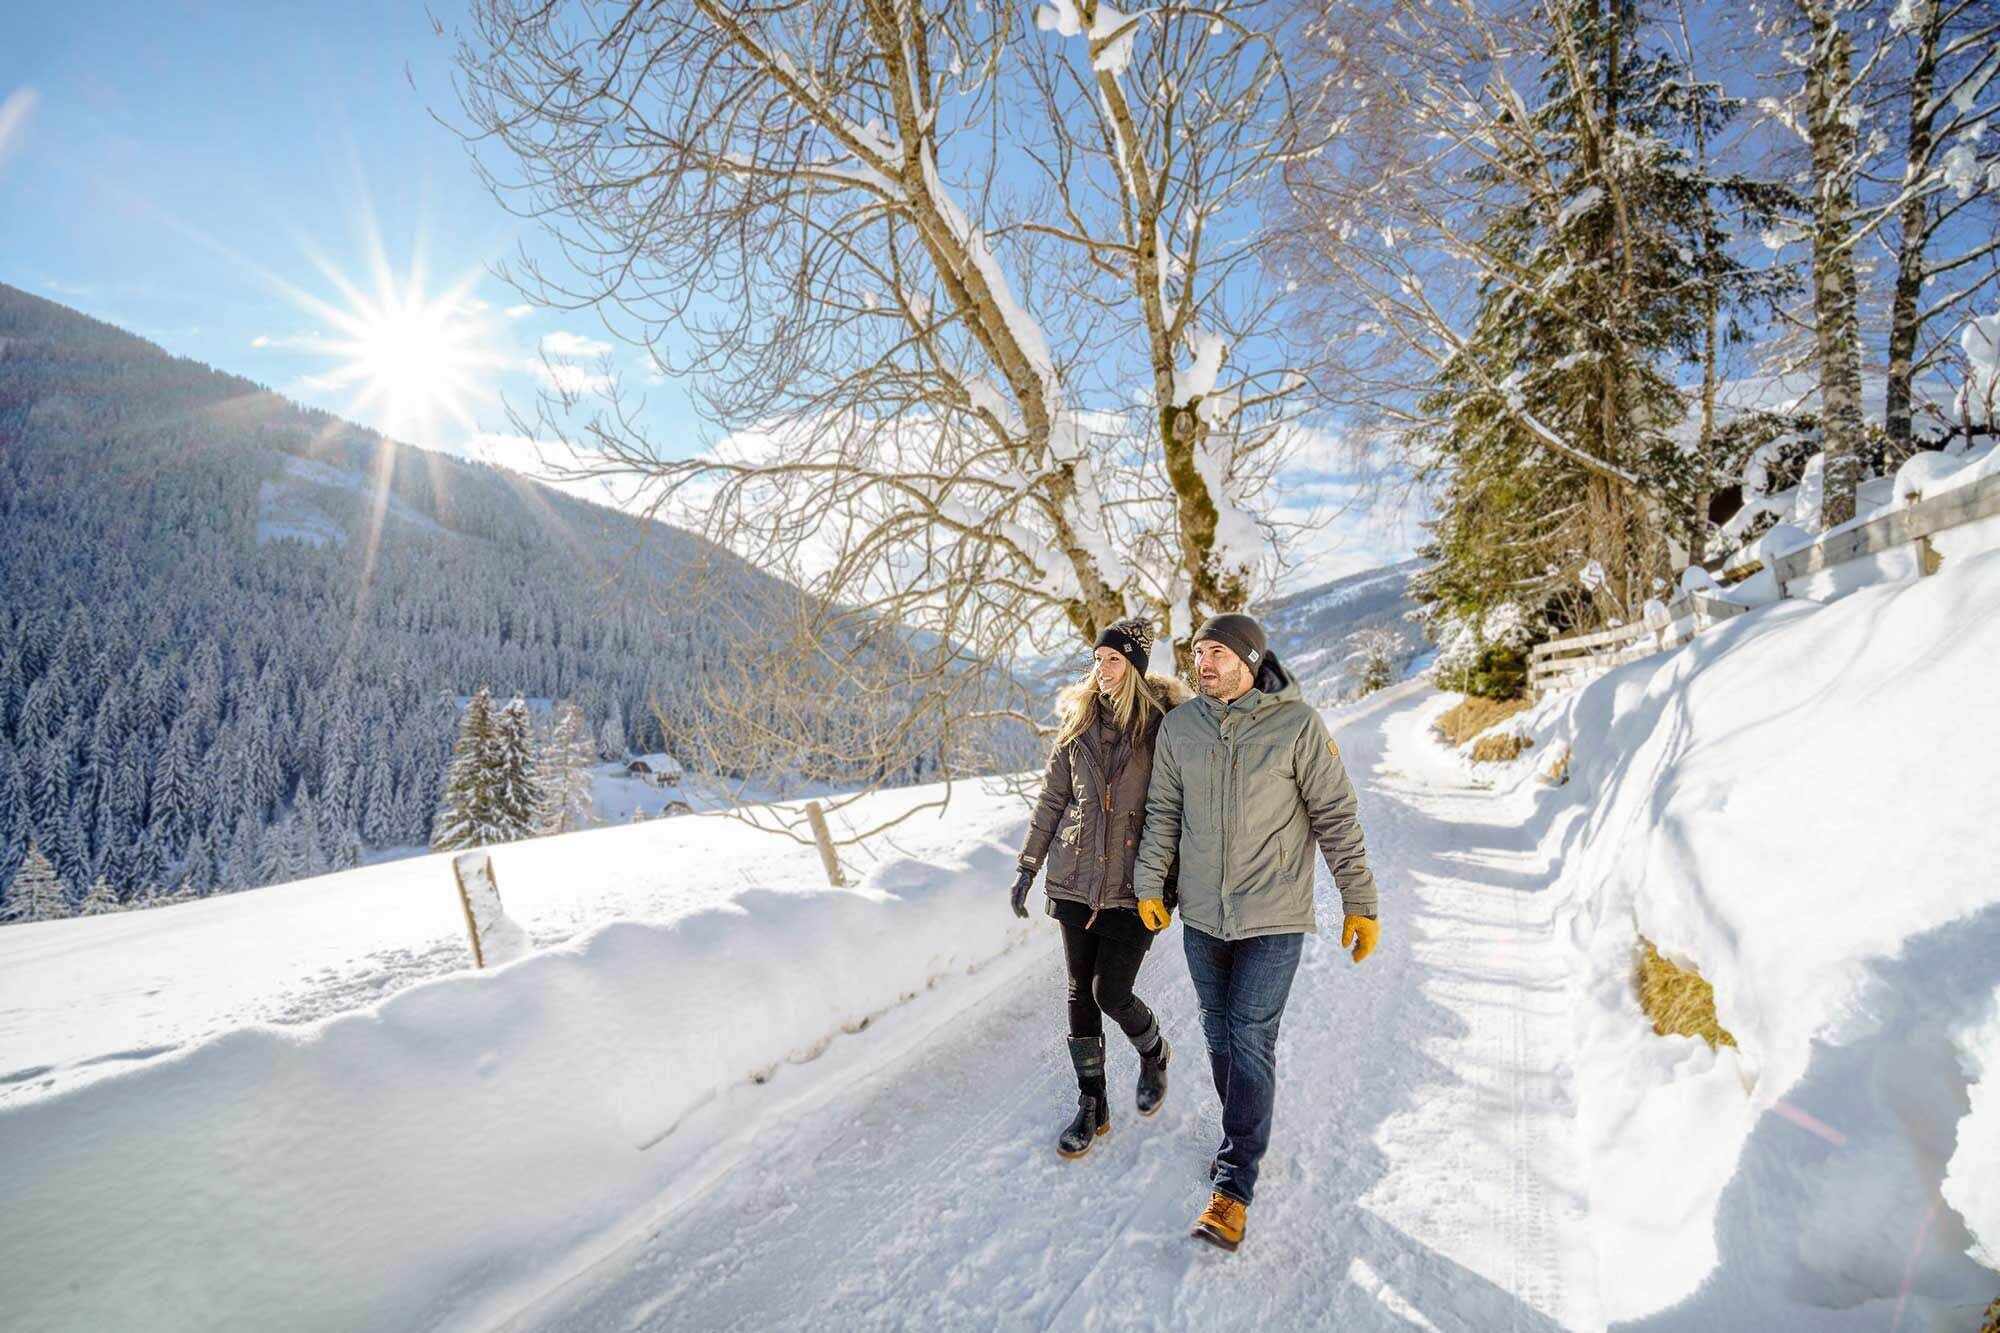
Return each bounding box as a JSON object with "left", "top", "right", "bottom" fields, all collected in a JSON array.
[{"left": 1074, "top": 738, "right": 1113, "bottom": 926}]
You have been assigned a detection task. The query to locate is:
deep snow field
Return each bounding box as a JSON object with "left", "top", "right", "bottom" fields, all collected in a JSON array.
[{"left": 2, "top": 546, "right": 1997, "bottom": 1331}]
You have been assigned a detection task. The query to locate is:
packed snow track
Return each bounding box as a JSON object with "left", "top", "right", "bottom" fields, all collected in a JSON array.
[{"left": 490, "top": 681, "right": 1602, "bottom": 1332}]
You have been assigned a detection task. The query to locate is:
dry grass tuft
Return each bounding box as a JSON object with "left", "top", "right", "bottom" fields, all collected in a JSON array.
[
  {"left": 1637, "top": 938, "right": 1737, "bottom": 1049},
  {"left": 1434, "top": 695, "right": 1533, "bottom": 747},
  {"left": 1469, "top": 732, "right": 1534, "bottom": 763},
  {"left": 1980, "top": 1295, "right": 2000, "bottom": 1333}
]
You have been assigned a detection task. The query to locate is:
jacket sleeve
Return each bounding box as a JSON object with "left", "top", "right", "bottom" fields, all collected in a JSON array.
[
  {"left": 1131, "top": 725, "right": 1184, "bottom": 903},
  {"left": 1019, "top": 742, "right": 1074, "bottom": 871},
  {"left": 1295, "top": 711, "right": 1379, "bottom": 917}
]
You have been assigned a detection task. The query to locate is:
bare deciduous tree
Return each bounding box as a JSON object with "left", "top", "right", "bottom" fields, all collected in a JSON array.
[{"left": 452, "top": 0, "right": 1320, "bottom": 829}]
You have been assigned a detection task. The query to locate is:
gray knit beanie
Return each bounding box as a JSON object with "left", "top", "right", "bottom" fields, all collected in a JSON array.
[{"left": 1192, "top": 612, "right": 1268, "bottom": 669}]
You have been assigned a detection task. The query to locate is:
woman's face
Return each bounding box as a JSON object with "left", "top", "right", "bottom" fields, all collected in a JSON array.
[{"left": 1093, "top": 647, "right": 1127, "bottom": 693}]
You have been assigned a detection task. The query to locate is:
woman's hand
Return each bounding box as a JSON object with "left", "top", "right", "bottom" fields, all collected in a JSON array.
[
  {"left": 1138, "top": 899, "right": 1172, "bottom": 932},
  {"left": 1009, "top": 865, "right": 1036, "bottom": 918}
]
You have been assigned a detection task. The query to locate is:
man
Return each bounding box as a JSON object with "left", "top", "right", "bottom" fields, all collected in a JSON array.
[{"left": 1131, "top": 612, "right": 1380, "bottom": 1253}]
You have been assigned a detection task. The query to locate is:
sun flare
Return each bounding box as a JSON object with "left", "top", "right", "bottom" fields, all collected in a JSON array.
[{"left": 317, "top": 282, "right": 490, "bottom": 447}]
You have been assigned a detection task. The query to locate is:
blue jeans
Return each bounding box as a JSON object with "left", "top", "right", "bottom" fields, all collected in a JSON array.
[{"left": 1182, "top": 925, "right": 1304, "bottom": 1207}]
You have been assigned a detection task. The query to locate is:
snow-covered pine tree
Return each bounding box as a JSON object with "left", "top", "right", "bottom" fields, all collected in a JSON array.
[
  {"left": 182, "top": 822, "right": 219, "bottom": 895},
  {"left": 598, "top": 710, "right": 627, "bottom": 764},
  {"left": 78, "top": 875, "right": 121, "bottom": 915},
  {"left": 298, "top": 781, "right": 330, "bottom": 877},
  {"left": 335, "top": 821, "right": 365, "bottom": 871},
  {"left": 536, "top": 701, "right": 596, "bottom": 835},
  {"left": 1344, "top": 628, "right": 1404, "bottom": 698},
  {"left": 1, "top": 842, "right": 71, "bottom": 924},
  {"left": 223, "top": 809, "right": 263, "bottom": 890},
  {"left": 360, "top": 751, "right": 397, "bottom": 845},
  {"left": 491, "top": 696, "right": 539, "bottom": 844},
  {"left": 1414, "top": 0, "right": 1768, "bottom": 630},
  {"left": 432, "top": 688, "right": 500, "bottom": 852}
]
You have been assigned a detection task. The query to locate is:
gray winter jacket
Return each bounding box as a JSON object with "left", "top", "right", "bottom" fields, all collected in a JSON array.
[{"left": 1131, "top": 659, "right": 1378, "bottom": 940}]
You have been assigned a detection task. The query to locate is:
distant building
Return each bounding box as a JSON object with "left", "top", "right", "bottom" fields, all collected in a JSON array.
[{"left": 625, "top": 754, "right": 685, "bottom": 788}]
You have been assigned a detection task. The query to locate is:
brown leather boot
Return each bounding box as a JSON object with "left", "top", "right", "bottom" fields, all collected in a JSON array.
[{"left": 1190, "top": 1192, "right": 1247, "bottom": 1252}]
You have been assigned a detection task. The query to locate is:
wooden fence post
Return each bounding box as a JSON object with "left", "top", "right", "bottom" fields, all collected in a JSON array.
[
  {"left": 805, "top": 800, "right": 846, "bottom": 888},
  {"left": 452, "top": 851, "right": 489, "bottom": 970}
]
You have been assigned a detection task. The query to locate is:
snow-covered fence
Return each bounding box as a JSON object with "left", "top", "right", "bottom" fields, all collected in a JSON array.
[
  {"left": 1530, "top": 467, "right": 2000, "bottom": 691},
  {"left": 1529, "top": 592, "right": 1750, "bottom": 691},
  {"left": 1767, "top": 466, "right": 2000, "bottom": 593}
]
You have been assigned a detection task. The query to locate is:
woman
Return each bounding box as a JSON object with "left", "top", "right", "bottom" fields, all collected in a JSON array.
[{"left": 1010, "top": 616, "right": 1190, "bottom": 1159}]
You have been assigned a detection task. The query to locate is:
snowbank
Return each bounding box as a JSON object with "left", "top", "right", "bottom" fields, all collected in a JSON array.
[
  {"left": 0, "top": 787, "right": 1038, "bottom": 1331},
  {"left": 0, "top": 780, "right": 1020, "bottom": 1106},
  {"left": 1524, "top": 548, "right": 2000, "bottom": 1326}
]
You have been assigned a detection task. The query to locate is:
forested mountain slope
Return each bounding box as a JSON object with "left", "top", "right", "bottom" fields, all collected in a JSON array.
[
  {"left": 0, "top": 283, "right": 850, "bottom": 907},
  {"left": 1259, "top": 558, "right": 1426, "bottom": 702}
]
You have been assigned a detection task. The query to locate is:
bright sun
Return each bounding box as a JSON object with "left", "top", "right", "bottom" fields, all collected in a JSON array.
[
  {"left": 278, "top": 246, "right": 506, "bottom": 451},
  {"left": 321, "top": 285, "right": 487, "bottom": 447}
]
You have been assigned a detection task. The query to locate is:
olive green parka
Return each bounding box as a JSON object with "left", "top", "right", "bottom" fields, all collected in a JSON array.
[{"left": 1132, "top": 658, "right": 1378, "bottom": 940}]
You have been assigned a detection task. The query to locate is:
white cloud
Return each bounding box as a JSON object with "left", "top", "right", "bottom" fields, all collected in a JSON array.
[
  {"left": 533, "top": 361, "right": 615, "bottom": 397},
  {"left": 533, "top": 331, "right": 618, "bottom": 397},
  {"left": 251, "top": 330, "right": 338, "bottom": 353},
  {"left": 0, "top": 88, "right": 38, "bottom": 167},
  {"left": 1262, "top": 424, "right": 1424, "bottom": 594},
  {"left": 540, "top": 330, "right": 615, "bottom": 359},
  {"left": 505, "top": 304, "right": 535, "bottom": 319}
]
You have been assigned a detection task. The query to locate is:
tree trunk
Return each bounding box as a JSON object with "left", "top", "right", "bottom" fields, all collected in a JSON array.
[
  {"left": 1885, "top": 8, "right": 1942, "bottom": 457},
  {"left": 1805, "top": 1, "right": 1866, "bottom": 529}
]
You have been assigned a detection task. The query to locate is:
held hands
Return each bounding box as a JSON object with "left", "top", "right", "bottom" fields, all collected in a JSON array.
[
  {"left": 1341, "top": 915, "right": 1379, "bottom": 963},
  {"left": 1009, "top": 865, "right": 1036, "bottom": 919},
  {"left": 1137, "top": 899, "right": 1172, "bottom": 933}
]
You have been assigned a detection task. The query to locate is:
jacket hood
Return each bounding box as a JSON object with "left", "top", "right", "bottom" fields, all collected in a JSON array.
[{"left": 1251, "top": 653, "right": 1299, "bottom": 702}]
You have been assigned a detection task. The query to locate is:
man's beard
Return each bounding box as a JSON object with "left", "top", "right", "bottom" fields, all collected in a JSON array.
[{"left": 1199, "top": 665, "right": 1246, "bottom": 699}]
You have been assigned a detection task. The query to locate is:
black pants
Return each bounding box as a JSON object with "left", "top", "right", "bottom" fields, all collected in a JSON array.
[{"left": 1059, "top": 921, "right": 1158, "bottom": 1049}]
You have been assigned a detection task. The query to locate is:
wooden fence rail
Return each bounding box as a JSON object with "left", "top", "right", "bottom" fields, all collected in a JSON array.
[{"left": 1529, "top": 468, "right": 1999, "bottom": 691}]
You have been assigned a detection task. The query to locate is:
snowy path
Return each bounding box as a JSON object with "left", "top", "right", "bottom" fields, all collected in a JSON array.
[{"left": 484, "top": 684, "right": 1603, "bottom": 1332}]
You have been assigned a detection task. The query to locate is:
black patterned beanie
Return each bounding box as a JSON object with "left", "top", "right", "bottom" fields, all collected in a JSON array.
[{"left": 1093, "top": 616, "right": 1154, "bottom": 676}]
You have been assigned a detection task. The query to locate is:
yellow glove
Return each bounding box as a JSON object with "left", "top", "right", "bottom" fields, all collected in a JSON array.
[
  {"left": 1341, "top": 915, "right": 1379, "bottom": 963},
  {"left": 1138, "top": 899, "right": 1172, "bottom": 932}
]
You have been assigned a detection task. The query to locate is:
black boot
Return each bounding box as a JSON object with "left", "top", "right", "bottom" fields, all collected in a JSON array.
[
  {"left": 1136, "top": 1028, "right": 1171, "bottom": 1117},
  {"left": 1058, "top": 1036, "right": 1110, "bottom": 1159}
]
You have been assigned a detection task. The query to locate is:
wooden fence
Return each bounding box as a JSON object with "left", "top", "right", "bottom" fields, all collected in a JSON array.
[{"left": 1530, "top": 468, "right": 2000, "bottom": 691}]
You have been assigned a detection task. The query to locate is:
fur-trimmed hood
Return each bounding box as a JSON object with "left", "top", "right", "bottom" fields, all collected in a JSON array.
[{"left": 1145, "top": 672, "right": 1195, "bottom": 710}]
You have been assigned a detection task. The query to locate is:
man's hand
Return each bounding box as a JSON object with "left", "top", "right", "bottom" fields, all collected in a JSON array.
[
  {"left": 1138, "top": 899, "right": 1172, "bottom": 932},
  {"left": 1341, "top": 915, "right": 1379, "bottom": 963},
  {"left": 1009, "top": 865, "right": 1036, "bottom": 918}
]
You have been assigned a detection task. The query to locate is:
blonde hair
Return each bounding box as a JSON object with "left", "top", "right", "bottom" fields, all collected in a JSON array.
[{"left": 1052, "top": 660, "right": 1164, "bottom": 750}]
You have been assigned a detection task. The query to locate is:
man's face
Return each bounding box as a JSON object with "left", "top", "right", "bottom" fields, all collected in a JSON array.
[{"left": 1194, "top": 639, "right": 1252, "bottom": 701}]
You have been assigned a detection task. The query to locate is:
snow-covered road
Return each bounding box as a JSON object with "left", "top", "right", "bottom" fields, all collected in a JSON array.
[{"left": 487, "top": 683, "right": 1603, "bottom": 1332}]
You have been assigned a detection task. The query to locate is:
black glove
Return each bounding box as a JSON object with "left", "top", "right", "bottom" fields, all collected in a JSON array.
[{"left": 1009, "top": 864, "right": 1036, "bottom": 918}]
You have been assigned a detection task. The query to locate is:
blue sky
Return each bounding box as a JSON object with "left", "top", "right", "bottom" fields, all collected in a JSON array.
[
  {"left": 0, "top": 1, "right": 1418, "bottom": 591},
  {"left": 1, "top": 1, "right": 698, "bottom": 450}
]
